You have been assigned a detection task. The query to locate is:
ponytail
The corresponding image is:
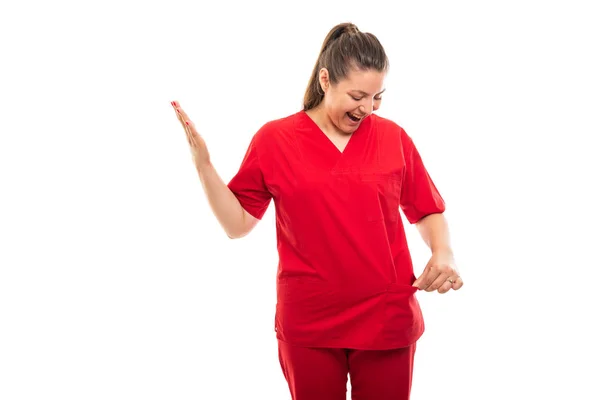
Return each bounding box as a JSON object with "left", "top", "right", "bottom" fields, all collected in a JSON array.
[{"left": 302, "top": 23, "right": 388, "bottom": 111}]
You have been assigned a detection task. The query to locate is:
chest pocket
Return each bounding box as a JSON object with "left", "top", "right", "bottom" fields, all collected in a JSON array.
[{"left": 358, "top": 172, "right": 403, "bottom": 223}]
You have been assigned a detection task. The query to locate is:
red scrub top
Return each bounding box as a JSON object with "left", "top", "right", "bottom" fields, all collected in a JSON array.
[{"left": 227, "top": 110, "right": 445, "bottom": 350}]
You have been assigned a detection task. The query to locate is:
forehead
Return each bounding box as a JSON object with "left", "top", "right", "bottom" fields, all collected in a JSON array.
[{"left": 337, "top": 68, "right": 386, "bottom": 92}]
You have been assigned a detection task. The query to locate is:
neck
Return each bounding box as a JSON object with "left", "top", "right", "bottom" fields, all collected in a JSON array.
[{"left": 306, "top": 104, "right": 350, "bottom": 137}]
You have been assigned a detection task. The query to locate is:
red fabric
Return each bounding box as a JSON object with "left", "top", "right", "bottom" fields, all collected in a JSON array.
[
  {"left": 228, "top": 111, "right": 445, "bottom": 350},
  {"left": 277, "top": 339, "right": 416, "bottom": 400}
]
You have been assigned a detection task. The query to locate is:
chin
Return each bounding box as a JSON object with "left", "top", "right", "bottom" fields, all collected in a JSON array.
[
  {"left": 343, "top": 125, "right": 358, "bottom": 134},
  {"left": 340, "top": 115, "right": 362, "bottom": 134},
  {"left": 334, "top": 121, "right": 354, "bottom": 135}
]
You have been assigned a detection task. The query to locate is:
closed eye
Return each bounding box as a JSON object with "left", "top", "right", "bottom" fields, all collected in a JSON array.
[{"left": 350, "top": 95, "right": 384, "bottom": 101}]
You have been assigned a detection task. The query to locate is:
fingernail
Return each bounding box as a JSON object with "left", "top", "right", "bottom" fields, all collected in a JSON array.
[{"left": 185, "top": 121, "right": 189, "bottom": 126}]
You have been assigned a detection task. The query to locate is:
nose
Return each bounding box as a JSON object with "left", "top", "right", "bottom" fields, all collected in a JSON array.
[{"left": 359, "top": 99, "right": 375, "bottom": 115}]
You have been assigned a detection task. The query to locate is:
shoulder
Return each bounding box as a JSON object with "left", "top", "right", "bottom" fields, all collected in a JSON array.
[
  {"left": 254, "top": 112, "right": 300, "bottom": 139},
  {"left": 370, "top": 114, "right": 415, "bottom": 151}
]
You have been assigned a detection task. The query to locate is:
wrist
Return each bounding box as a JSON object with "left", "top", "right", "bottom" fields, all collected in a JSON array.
[
  {"left": 195, "top": 160, "right": 214, "bottom": 178},
  {"left": 431, "top": 246, "right": 453, "bottom": 255}
]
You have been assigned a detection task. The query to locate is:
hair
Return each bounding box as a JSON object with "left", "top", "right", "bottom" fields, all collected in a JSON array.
[{"left": 303, "top": 22, "right": 389, "bottom": 111}]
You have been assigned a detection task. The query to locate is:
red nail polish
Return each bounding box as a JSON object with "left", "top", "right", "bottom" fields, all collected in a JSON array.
[{"left": 185, "top": 121, "right": 189, "bottom": 126}]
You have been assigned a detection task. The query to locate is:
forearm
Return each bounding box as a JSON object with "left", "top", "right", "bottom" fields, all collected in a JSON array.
[
  {"left": 195, "top": 162, "right": 249, "bottom": 239},
  {"left": 415, "top": 213, "right": 452, "bottom": 254}
]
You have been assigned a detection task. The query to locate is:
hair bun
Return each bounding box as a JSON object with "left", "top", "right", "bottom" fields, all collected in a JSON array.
[{"left": 345, "top": 24, "right": 359, "bottom": 34}]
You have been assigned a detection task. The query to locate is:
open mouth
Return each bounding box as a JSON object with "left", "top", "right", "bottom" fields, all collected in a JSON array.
[{"left": 346, "top": 112, "right": 363, "bottom": 122}]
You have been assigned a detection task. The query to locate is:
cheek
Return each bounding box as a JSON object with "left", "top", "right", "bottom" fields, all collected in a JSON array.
[
  {"left": 326, "top": 97, "right": 352, "bottom": 116},
  {"left": 338, "top": 99, "right": 356, "bottom": 114}
]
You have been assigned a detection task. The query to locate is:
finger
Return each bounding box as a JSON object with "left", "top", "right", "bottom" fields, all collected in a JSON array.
[
  {"left": 413, "top": 260, "right": 431, "bottom": 288},
  {"left": 184, "top": 116, "right": 205, "bottom": 148},
  {"left": 424, "top": 273, "right": 449, "bottom": 292},
  {"left": 437, "top": 280, "right": 453, "bottom": 294},
  {"left": 175, "top": 108, "right": 184, "bottom": 126},
  {"left": 186, "top": 121, "right": 200, "bottom": 147},
  {"left": 175, "top": 111, "right": 193, "bottom": 146},
  {"left": 175, "top": 105, "right": 192, "bottom": 122},
  {"left": 174, "top": 107, "right": 200, "bottom": 146},
  {"left": 412, "top": 271, "right": 425, "bottom": 288},
  {"left": 171, "top": 101, "right": 184, "bottom": 121},
  {"left": 417, "top": 269, "right": 440, "bottom": 291},
  {"left": 413, "top": 272, "right": 431, "bottom": 290},
  {"left": 173, "top": 107, "right": 194, "bottom": 146},
  {"left": 184, "top": 122, "right": 194, "bottom": 147},
  {"left": 172, "top": 104, "right": 185, "bottom": 125},
  {"left": 171, "top": 100, "right": 182, "bottom": 111},
  {"left": 451, "top": 276, "right": 464, "bottom": 290},
  {"left": 171, "top": 102, "right": 186, "bottom": 123},
  {"left": 416, "top": 261, "right": 442, "bottom": 290}
]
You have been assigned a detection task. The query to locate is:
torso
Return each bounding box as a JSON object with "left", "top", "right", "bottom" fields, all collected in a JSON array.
[{"left": 229, "top": 110, "right": 444, "bottom": 350}]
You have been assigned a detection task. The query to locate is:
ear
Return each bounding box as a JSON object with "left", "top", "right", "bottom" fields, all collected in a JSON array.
[{"left": 318, "top": 68, "right": 330, "bottom": 93}]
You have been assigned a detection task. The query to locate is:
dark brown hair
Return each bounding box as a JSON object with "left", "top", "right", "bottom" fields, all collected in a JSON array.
[{"left": 303, "top": 22, "right": 389, "bottom": 111}]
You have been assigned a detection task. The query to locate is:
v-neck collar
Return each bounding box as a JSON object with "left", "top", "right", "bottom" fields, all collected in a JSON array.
[
  {"left": 297, "top": 110, "right": 373, "bottom": 172},
  {"left": 301, "top": 110, "right": 369, "bottom": 156}
]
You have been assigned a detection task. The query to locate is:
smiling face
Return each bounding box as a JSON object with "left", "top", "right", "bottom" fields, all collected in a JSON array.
[{"left": 318, "top": 67, "right": 386, "bottom": 134}]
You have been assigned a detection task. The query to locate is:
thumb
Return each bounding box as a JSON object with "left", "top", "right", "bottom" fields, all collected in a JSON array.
[
  {"left": 412, "top": 260, "right": 432, "bottom": 288},
  {"left": 412, "top": 272, "right": 424, "bottom": 288}
]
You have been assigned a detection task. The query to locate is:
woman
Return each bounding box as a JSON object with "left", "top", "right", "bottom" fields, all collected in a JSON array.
[{"left": 171, "top": 22, "right": 463, "bottom": 400}]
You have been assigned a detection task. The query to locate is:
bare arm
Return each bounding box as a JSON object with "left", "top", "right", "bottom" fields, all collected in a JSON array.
[
  {"left": 196, "top": 162, "right": 259, "bottom": 239},
  {"left": 171, "top": 101, "right": 258, "bottom": 239},
  {"left": 415, "top": 212, "right": 452, "bottom": 254},
  {"left": 413, "top": 212, "right": 463, "bottom": 292}
]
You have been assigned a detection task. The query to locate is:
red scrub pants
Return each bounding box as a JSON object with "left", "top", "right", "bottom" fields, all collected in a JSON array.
[{"left": 277, "top": 339, "right": 417, "bottom": 400}]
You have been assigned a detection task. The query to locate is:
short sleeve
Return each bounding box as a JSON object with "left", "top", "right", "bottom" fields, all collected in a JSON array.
[
  {"left": 227, "top": 134, "right": 272, "bottom": 220},
  {"left": 399, "top": 134, "right": 446, "bottom": 224}
]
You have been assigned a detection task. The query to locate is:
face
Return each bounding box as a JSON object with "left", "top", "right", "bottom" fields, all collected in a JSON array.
[{"left": 319, "top": 67, "right": 386, "bottom": 134}]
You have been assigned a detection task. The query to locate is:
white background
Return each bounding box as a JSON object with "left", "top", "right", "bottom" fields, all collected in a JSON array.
[{"left": 1, "top": 0, "right": 599, "bottom": 399}]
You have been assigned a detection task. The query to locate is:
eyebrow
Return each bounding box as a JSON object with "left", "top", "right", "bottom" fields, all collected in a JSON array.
[{"left": 351, "top": 88, "right": 386, "bottom": 96}]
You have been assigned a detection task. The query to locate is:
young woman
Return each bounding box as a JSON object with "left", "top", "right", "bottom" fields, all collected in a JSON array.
[{"left": 172, "top": 22, "right": 463, "bottom": 400}]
